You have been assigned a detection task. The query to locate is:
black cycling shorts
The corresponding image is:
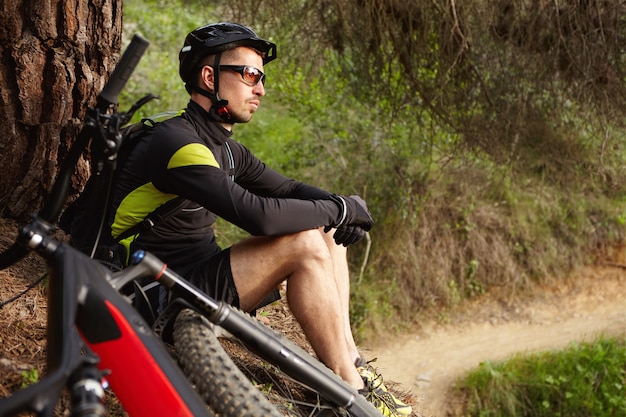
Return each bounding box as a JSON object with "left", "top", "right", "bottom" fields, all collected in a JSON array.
[
  {"left": 186, "top": 248, "right": 240, "bottom": 307},
  {"left": 187, "top": 248, "right": 281, "bottom": 310}
]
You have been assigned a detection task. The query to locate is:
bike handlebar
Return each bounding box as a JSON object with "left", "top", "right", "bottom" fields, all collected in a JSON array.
[
  {"left": 42, "top": 34, "right": 149, "bottom": 222},
  {"left": 98, "top": 35, "right": 149, "bottom": 109}
]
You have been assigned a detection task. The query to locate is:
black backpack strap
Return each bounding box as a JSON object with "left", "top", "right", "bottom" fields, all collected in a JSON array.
[{"left": 113, "top": 196, "right": 188, "bottom": 243}]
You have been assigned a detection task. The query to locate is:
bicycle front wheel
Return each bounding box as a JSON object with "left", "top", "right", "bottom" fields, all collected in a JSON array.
[{"left": 172, "top": 308, "right": 283, "bottom": 417}]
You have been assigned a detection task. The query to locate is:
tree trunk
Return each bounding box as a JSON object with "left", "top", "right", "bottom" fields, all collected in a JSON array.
[{"left": 0, "top": 0, "right": 122, "bottom": 220}]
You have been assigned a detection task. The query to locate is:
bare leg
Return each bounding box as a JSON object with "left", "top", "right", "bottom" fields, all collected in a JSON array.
[
  {"left": 229, "top": 229, "right": 364, "bottom": 389},
  {"left": 320, "top": 229, "right": 361, "bottom": 364}
]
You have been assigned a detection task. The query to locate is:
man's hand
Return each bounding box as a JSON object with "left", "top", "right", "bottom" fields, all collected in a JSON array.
[{"left": 330, "top": 224, "right": 367, "bottom": 246}]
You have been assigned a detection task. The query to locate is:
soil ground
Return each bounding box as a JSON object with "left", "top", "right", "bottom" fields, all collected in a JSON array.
[{"left": 0, "top": 216, "right": 624, "bottom": 417}]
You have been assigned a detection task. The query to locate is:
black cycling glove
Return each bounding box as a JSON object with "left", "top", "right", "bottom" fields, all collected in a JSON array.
[{"left": 332, "top": 224, "right": 367, "bottom": 246}]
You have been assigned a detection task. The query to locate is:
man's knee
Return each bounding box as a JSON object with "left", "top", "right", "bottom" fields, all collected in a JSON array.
[{"left": 284, "top": 229, "right": 332, "bottom": 264}]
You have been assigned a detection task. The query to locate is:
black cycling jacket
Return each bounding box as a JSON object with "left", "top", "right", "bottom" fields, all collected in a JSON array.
[{"left": 111, "top": 100, "right": 341, "bottom": 271}]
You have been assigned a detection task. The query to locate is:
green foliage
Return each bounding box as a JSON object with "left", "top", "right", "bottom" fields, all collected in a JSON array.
[
  {"left": 121, "top": 0, "right": 219, "bottom": 119},
  {"left": 234, "top": 105, "right": 307, "bottom": 172},
  {"left": 122, "top": 1, "right": 626, "bottom": 338},
  {"left": 460, "top": 337, "right": 626, "bottom": 417}
]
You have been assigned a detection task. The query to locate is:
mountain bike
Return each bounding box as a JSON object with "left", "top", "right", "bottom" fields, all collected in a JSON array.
[
  {"left": 0, "top": 35, "right": 382, "bottom": 417},
  {"left": 0, "top": 35, "right": 216, "bottom": 417}
]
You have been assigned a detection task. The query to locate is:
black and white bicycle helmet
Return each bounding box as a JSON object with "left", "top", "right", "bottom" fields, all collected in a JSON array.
[{"left": 179, "top": 22, "right": 276, "bottom": 85}]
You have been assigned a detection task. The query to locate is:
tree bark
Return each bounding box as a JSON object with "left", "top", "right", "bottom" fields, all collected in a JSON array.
[{"left": 0, "top": 0, "right": 122, "bottom": 220}]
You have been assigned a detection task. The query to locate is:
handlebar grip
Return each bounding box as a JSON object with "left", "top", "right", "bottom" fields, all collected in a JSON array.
[{"left": 98, "top": 34, "right": 149, "bottom": 108}]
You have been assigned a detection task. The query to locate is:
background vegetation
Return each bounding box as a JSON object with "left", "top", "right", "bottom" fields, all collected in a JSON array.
[{"left": 122, "top": 0, "right": 626, "bottom": 341}]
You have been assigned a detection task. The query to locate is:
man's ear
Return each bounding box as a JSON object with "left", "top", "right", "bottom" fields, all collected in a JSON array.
[{"left": 200, "top": 65, "right": 215, "bottom": 92}]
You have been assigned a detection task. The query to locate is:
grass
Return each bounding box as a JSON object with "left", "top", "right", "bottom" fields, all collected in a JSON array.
[{"left": 459, "top": 336, "right": 626, "bottom": 417}]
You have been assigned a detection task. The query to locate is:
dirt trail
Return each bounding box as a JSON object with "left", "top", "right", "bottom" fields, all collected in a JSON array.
[{"left": 367, "top": 261, "right": 626, "bottom": 417}]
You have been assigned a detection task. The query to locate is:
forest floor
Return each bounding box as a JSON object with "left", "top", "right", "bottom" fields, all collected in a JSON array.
[{"left": 0, "top": 217, "right": 624, "bottom": 417}]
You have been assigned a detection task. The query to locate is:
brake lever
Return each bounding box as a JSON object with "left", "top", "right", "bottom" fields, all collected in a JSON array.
[{"left": 125, "top": 94, "right": 160, "bottom": 121}]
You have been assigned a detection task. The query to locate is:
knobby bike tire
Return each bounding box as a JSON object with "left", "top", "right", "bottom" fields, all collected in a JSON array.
[
  {"left": 174, "top": 308, "right": 382, "bottom": 417},
  {"left": 172, "top": 309, "right": 283, "bottom": 417}
]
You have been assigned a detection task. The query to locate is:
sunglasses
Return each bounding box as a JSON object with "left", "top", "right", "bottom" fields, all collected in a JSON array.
[{"left": 219, "top": 65, "right": 266, "bottom": 86}]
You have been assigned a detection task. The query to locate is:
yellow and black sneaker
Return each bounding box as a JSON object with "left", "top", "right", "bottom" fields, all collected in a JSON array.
[{"left": 356, "top": 357, "right": 412, "bottom": 416}]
